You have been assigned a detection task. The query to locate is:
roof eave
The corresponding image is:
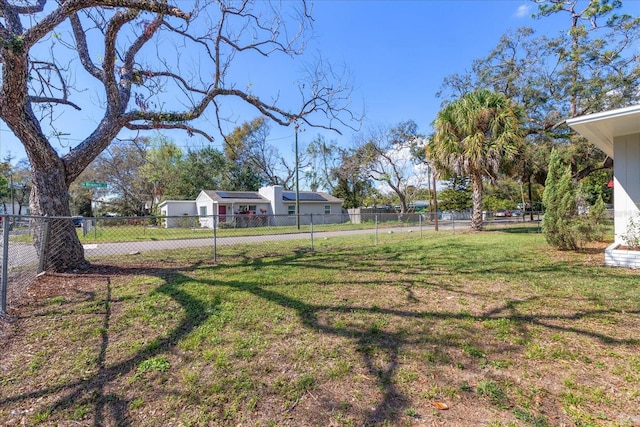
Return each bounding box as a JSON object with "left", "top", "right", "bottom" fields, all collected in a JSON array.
[{"left": 567, "top": 104, "right": 640, "bottom": 159}]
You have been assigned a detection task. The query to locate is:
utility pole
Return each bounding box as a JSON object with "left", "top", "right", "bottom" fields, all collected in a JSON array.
[
  {"left": 295, "top": 123, "right": 300, "bottom": 230},
  {"left": 432, "top": 169, "right": 438, "bottom": 231}
]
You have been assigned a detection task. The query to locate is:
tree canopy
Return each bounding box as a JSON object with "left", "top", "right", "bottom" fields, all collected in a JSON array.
[
  {"left": 438, "top": 0, "right": 640, "bottom": 185},
  {"left": 0, "top": 0, "right": 356, "bottom": 271},
  {"left": 428, "top": 89, "right": 525, "bottom": 231}
]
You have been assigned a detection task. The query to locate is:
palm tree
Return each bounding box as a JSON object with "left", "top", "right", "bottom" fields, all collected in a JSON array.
[{"left": 427, "top": 89, "right": 524, "bottom": 231}]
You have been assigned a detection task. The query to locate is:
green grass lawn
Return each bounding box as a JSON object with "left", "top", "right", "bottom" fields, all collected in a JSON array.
[{"left": 1, "top": 226, "right": 639, "bottom": 426}]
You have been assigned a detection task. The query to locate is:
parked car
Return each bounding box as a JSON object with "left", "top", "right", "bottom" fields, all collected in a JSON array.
[
  {"left": 494, "top": 210, "right": 512, "bottom": 217},
  {"left": 72, "top": 216, "right": 83, "bottom": 227}
]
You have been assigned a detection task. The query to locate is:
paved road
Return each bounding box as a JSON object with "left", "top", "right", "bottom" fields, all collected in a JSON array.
[
  {"left": 82, "top": 223, "right": 448, "bottom": 258},
  {"left": 1, "top": 224, "right": 444, "bottom": 308}
]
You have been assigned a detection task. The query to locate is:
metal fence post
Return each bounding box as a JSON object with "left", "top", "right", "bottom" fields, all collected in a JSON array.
[
  {"left": 213, "top": 214, "right": 217, "bottom": 263},
  {"left": 310, "top": 214, "right": 314, "bottom": 251},
  {"left": 375, "top": 214, "right": 379, "bottom": 245},
  {"left": 1, "top": 215, "right": 9, "bottom": 315},
  {"left": 38, "top": 218, "right": 50, "bottom": 274}
]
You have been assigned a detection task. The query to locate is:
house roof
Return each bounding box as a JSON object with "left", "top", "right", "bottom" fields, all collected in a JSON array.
[
  {"left": 282, "top": 191, "right": 342, "bottom": 204},
  {"left": 200, "top": 190, "right": 270, "bottom": 204},
  {"left": 567, "top": 104, "right": 640, "bottom": 159},
  {"left": 157, "top": 199, "right": 198, "bottom": 207},
  {"left": 199, "top": 189, "right": 343, "bottom": 204}
]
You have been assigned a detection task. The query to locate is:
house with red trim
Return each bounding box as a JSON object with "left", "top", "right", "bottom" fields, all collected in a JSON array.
[{"left": 158, "top": 185, "right": 344, "bottom": 228}]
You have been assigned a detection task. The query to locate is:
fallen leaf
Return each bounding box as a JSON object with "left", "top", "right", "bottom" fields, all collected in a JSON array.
[{"left": 431, "top": 401, "right": 449, "bottom": 410}]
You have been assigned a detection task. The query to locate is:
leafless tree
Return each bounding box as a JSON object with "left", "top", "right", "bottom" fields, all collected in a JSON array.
[
  {"left": 356, "top": 121, "right": 427, "bottom": 214},
  {"left": 0, "top": 0, "right": 357, "bottom": 271}
]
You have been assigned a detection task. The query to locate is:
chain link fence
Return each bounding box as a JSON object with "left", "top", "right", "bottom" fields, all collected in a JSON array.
[
  {"left": 0, "top": 212, "right": 541, "bottom": 315},
  {"left": 0, "top": 216, "right": 45, "bottom": 315}
]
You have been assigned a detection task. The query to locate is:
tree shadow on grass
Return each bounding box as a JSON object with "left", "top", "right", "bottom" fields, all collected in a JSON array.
[
  {"left": 1, "top": 263, "right": 214, "bottom": 426},
  {"left": 488, "top": 225, "right": 541, "bottom": 234},
  {"left": 2, "top": 246, "right": 639, "bottom": 425},
  {"left": 2, "top": 261, "right": 422, "bottom": 425},
  {"left": 192, "top": 267, "right": 640, "bottom": 424}
]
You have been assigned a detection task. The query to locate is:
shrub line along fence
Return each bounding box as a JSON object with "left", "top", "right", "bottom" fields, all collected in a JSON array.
[{"left": 0, "top": 212, "right": 541, "bottom": 315}]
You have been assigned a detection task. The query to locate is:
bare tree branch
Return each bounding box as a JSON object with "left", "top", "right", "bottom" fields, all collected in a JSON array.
[
  {"left": 1, "top": 0, "right": 358, "bottom": 219},
  {"left": 103, "top": 8, "right": 139, "bottom": 110},
  {"left": 29, "top": 96, "right": 81, "bottom": 110},
  {"left": 125, "top": 122, "right": 213, "bottom": 142},
  {"left": 69, "top": 13, "right": 103, "bottom": 81},
  {"left": 23, "top": 0, "right": 191, "bottom": 48},
  {"left": 0, "top": 0, "right": 45, "bottom": 15}
]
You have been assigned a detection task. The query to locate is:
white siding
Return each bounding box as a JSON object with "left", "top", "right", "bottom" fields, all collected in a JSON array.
[
  {"left": 195, "top": 192, "right": 215, "bottom": 228},
  {"left": 259, "top": 185, "right": 285, "bottom": 215},
  {"left": 613, "top": 133, "right": 640, "bottom": 245},
  {"left": 157, "top": 201, "right": 197, "bottom": 228}
]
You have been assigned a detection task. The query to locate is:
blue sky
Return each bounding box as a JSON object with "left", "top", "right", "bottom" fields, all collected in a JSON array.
[
  {"left": 308, "top": 1, "right": 540, "bottom": 139},
  {"left": 219, "top": 0, "right": 549, "bottom": 152},
  {"left": 1, "top": 0, "right": 638, "bottom": 167}
]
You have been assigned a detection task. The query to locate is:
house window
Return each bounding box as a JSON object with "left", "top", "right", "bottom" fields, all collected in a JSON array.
[
  {"left": 199, "top": 206, "right": 207, "bottom": 216},
  {"left": 324, "top": 205, "right": 331, "bottom": 214},
  {"left": 288, "top": 205, "right": 296, "bottom": 215}
]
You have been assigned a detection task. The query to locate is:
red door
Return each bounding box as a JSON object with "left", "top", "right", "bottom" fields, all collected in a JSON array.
[{"left": 219, "top": 205, "right": 227, "bottom": 223}]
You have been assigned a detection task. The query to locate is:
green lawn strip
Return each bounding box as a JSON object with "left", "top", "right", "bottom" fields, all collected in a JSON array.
[
  {"left": 10, "top": 217, "right": 531, "bottom": 244},
  {"left": 73, "top": 220, "right": 430, "bottom": 244},
  {"left": 2, "top": 229, "right": 639, "bottom": 426}
]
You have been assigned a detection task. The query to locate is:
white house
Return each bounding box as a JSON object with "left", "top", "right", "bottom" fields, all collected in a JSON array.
[
  {"left": 157, "top": 200, "right": 198, "bottom": 228},
  {"left": 259, "top": 185, "right": 344, "bottom": 226},
  {"left": 195, "top": 190, "right": 271, "bottom": 228},
  {"left": 158, "top": 185, "right": 344, "bottom": 228},
  {"left": 567, "top": 104, "right": 640, "bottom": 268}
]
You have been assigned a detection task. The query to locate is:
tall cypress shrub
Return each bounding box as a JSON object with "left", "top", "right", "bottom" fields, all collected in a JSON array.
[
  {"left": 542, "top": 150, "right": 578, "bottom": 250},
  {"left": 581, "top": 194, "right": 607, "bottom": 243}
]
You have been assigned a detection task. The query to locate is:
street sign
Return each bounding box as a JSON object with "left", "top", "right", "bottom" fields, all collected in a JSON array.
[{"left": 82, "top": 182, "right": 107, "bottom": 188}]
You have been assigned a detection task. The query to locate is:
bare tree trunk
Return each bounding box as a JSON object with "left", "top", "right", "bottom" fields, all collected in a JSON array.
[
  {"left": 398, "top": 192, "right": 408, "bottom": 214},
  {"left": 30, "top": 165, "right": 87, "bottom": 272},
  {"left": 470, "top": 171, "right": 483, "bottom": 231}
]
